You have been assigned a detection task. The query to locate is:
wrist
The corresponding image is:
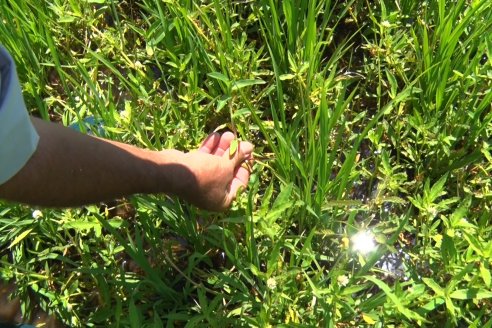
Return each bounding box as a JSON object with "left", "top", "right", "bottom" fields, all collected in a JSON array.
[{"left": 147, "top": 149, "right": 192, "bottom": 196}]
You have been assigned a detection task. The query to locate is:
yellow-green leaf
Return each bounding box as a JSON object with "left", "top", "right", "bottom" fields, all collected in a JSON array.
[
  {"left": 146, "top": 45, "right": 154, "bottom": 57},
  {"left": 229, "top": 139, "right": 239, "bottom": 157},
  {"left": 9, "top": 228, "right": 33, "bottom": 248},
  {"left": 362, "top": 313, "right": 376, "bottom": 325},
  {"left": 480, "top": 262, "right": 491, "bottom": 287},
  {"left": 279, "top": 73, "right": 296, "bottom": 80}
]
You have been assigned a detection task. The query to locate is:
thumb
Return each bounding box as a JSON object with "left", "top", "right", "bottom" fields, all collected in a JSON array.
[{"left": 223, "top": 140, "right": 254, "bottom": 164}]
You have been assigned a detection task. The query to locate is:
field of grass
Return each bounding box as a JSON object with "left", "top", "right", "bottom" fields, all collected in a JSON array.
[{"left": 1, "top": 0, "right": 492, "bottom": 326}]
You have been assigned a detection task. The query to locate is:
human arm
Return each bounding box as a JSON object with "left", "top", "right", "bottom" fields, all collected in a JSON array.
[{"left": 0, "top": 117, "right": 253, "bottom": 211}]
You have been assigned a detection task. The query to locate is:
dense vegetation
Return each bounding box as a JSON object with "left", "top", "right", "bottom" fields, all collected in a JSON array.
[{"left": 1, "top": 0, "right": 492, "bottom": 326}]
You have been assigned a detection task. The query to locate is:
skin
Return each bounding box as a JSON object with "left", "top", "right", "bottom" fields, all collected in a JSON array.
[{"left": 0, "top": 117, "right": 254, "bottom": 211}]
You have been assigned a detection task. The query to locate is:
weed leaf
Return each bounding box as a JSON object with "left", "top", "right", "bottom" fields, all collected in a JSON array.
[{"left": 231, "top": 79, "right": 266, "bottom": 91}]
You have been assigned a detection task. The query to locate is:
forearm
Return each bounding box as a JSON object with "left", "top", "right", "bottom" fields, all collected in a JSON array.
[{"left": 0, "top": 118, "right": 184, "bottom": 207}]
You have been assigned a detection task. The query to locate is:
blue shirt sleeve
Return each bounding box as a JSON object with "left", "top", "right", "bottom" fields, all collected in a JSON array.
[{"left": 0, "top": 46, "right": 39, "bottom": 185}]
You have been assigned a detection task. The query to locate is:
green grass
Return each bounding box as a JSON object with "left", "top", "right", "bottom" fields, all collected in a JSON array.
[{"left": 1, "top": 0, "right": 492, "bottom": 326}]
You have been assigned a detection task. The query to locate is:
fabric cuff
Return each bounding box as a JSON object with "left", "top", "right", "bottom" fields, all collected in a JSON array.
[{"left": 0, "top": 46, "right": 39, "bottom": 185}]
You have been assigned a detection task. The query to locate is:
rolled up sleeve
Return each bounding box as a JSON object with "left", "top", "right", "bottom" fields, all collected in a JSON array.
[{"left": 0, "top": 46, "right": 39, "bottom": 185}]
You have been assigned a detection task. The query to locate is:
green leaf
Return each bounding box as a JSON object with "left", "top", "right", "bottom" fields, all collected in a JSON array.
[
  {"left": 365, "top": 275, "right": 428, "bottom": 323},
  {"left": 441, "top": 234, "right": 457, "bottom": 265},
  {"left": 265, "top": 183, "right": 293, "bottom": 222},
  {"left": 427, "top": 174, "right": 448, "bottom": 202},
  {"left": 445, "top": 296, "right": 456, "bottom": 318},
  {"left": 449, "top": 198, "right": 471, "bottom": 228},
  {"left": 231, "top": 79, "right": 266, "bottom": 91},
  {"left": 385, "top": 69, "right": 398, "bottom": 98},
  {"left": 463, "top": 231, "right": 484, "bottom": 256},
  {"left": 64, "top": 220, "right": 100, "bottom": 232},
  {"left": 216, "top": 95, "right": 231, "bottom": 112},
  {"left": 266, "top": 241, "right": 282, "bottom": 276},
  {"left": 422, "top": 278, "right": 445, "bottom": 297},
  {"left": 418, "top": 297, "right": 445, "bottom": 313},
  {"left": 129, "top": 298, "right": 140, "bottom": 328},
  {"left": 249, "top": 264, "right": 263, "bottom": 277},
  {"left": 208, "top": 72, "right": 230, "bottom": 83},
  {"left": 341, "top": 283, "right": 370, "bottom": 296},
  {"left": 58, "top": 15, "right": 76, "bottom": 23},
  {"left": 450, "top": 288, "right": 492, "bottom": 300},
  {"left": 108, "top": 217, "right": 124, "bottom": 228}
]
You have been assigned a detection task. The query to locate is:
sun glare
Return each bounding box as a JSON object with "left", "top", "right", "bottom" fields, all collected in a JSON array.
[{"left": 351, "top": 230, "right": 377, "bottom": 254}]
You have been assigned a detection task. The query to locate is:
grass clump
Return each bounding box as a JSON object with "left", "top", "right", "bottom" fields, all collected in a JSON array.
[{"left": 1, "top": 0, "right": 492, "bottom": 326}]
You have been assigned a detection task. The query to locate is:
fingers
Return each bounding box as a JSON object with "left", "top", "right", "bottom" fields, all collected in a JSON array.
[
  {"left": 201, "top": 131, "right": 253, "bottom": 160},
  {"left": 235, "top": 164, "right": 251, "bottom": 186},
  {"left": 227, "top": 165, "right": 251, "bottom": 200},
  {"left": 224, "top": 141, "right": 254, "bottom": 204},
  {"left": 214, "top": 132, "right": 235, "bottom": 156},
  {"left": 199, "top": 132, "right": 220, "bottom": 153}
]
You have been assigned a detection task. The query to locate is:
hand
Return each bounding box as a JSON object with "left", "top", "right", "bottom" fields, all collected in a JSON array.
[
  {"left": 174, "top": 132, "right": 254, "bottom": 211},
  {"left": 0, "top": 118, "right": 253, "bottom": 209}
]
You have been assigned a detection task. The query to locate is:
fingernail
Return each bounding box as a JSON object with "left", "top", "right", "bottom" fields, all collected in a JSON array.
[{"left": 240, "top": 142, "right": 254, "bottom": 154}]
